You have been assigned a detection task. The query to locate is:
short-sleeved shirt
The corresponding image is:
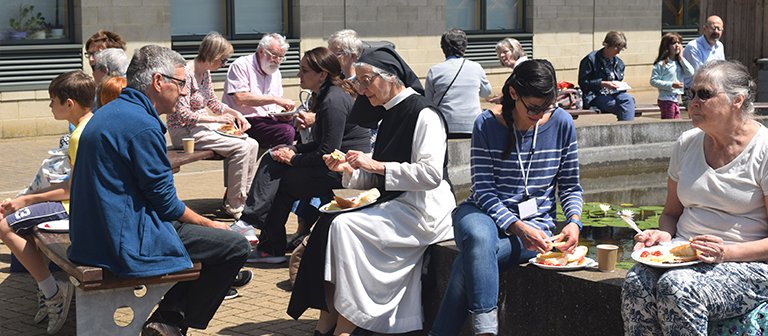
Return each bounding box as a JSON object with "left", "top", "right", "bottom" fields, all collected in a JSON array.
[
  {"left": 669, "top": 126, "right": 768, "bottom": 243},
  {"left": 61, "top": 114, "right": 91, "bottom": 212},
  {"left": 222, "top": 53, "right": 284, "bottom": 118}
]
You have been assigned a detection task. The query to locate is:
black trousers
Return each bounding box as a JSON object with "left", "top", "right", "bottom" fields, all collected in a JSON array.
[
  {"left": 241, "top": 155, "right": 341, "bottom": 256},
  {"left": 157, "top": 222, "right": 249, "bottom": 329}
]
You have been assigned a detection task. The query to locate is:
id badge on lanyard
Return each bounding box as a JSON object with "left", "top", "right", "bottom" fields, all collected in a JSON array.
[{"left": 515, "top": 120, "right": 540, "bottom": 219}]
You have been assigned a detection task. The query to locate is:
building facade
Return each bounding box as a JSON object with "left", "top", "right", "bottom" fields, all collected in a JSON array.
[{"left": 0, "top": 0, "right": 714, "bottom": 138}]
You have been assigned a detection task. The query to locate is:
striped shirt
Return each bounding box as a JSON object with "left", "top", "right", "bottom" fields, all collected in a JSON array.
[{"left": 467, "top": 108, "right": 583, "bottom": 234}]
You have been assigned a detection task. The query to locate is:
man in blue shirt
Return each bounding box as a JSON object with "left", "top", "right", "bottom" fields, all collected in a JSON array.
[
  {"left": 682, "top": 15, "right": 725, "bottom": 103},
  {"left": 68, "top": 45, "right": 249, "bottom": 336}
]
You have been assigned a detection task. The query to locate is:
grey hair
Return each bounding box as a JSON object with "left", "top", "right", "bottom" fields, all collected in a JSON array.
[
  {"left": 328, "top": 29, "right": 364, "bottom": 57},
  {"left": 352, "top": 62, "right": 404, "bottom": 87},
  {"left": 126, "top": 45, "right": 186, "bottom": 92},
  {"left": 496, "top": 38, "right": 526, "bottom": 60},
  {"left": 258, "top": 33, "right": 289, "bottom": 53},
  {"left": 93, "top": 48, "right": 130, "bottom": 76},
  {"left": 693, "top": 60, "right": 756, "bottom": 119}
]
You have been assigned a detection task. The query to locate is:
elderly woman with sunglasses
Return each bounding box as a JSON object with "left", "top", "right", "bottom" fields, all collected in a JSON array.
[
  {"left": 621, "top": 60, "right": 768, "bottom": 335},
  {"left": 430, "top": 59, "right": 583, "bottom": 336},
  {"left": 287, "top": 46, "right": 455, "bottom": 336},
  {"left": 168, "top": 32, "right": 258, "bottom": 218}
]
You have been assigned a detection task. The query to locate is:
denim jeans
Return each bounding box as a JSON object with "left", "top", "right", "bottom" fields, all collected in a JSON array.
[
  {"left": 591, "top": 91, "right": 635, "bottom": 121},
  {"left": 430, "top": 203, "right": 537, "bottom": 336}
]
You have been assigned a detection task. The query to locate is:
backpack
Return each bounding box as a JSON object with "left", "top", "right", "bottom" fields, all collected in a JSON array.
[{"left": 556, "top": 81, "right": 584, "bottom": 110}]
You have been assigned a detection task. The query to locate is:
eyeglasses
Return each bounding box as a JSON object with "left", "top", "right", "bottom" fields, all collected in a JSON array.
[
  {"left": 160, "top": 73, "right": 187, "bottom": 89},
  {"left": 519, "top": 97, "right": 555, "bottom": 115},
  {"left": 707, "top": 25, "right": 723, "bottom": 32},
  {"left": 691, "top": 88, "right": 722, "bottom": 101},
  {"left": 262, "top": 48, "right": 286, "bottom": 62},
  {"left": 219, "top": 58, "right": 228, "bottom": 65},
  {"left": 346, "top": 73, "right": 381, "bottom": 92}
]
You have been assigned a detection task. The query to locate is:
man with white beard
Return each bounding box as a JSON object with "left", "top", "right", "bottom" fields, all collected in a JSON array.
[{"left": 223, "top": 33, "right": 297, "bottom": 147}]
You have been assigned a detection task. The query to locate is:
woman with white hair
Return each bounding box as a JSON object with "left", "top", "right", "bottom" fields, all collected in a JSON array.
[
  {"left": 288, "top": 46, "right": 455, "bottom": 336},
  {"left": 168, "top": 32, "right": 259, "bottom": 219},
  {"left": 622, "top": 60, "right": 768, "bottom": 335},
  {"left": 487, "top": 37, "right": 528, "bottom": 103}
]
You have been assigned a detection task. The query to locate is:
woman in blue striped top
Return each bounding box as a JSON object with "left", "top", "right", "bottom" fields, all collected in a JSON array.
[{"left": 430, "top": 59, "right": 584, "bottom": 336}]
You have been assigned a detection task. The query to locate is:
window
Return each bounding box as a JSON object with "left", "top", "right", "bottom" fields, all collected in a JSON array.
[
  {"left": 661, "top": 0, "right": 700, "bottom": 45},
  {"left": 0, "top": 0, "right": 74, "bottom": 45},
  {"left": 0, "top": 0, "right": 80, "bottom": 92},
  {"left": 446, "top": 0, "right": 530, "bottom": 68},
  {"left": 171, "top": 0, "right": 292, "bottom": 39},
  {"left": 662, "top": 0, "right": 700, "bottom": 30},
  {"left": 170, "top": 0, "right": 298, "bottom": 78},
  {"left": 445, "top": 0, "right": 524, "bottom": 33}
]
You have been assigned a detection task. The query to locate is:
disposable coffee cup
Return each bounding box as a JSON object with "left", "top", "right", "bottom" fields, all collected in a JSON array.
[
  {"left": 182, "top": 138, "right": 195, "bottom": 154},
  {"left": 596, "top": 244, "right": 619, "bottom": 272}
]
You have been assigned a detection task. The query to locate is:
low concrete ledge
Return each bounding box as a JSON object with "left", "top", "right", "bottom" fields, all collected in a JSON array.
[{"left": 423, "top": 241, "right": 626, "bottom": 336}]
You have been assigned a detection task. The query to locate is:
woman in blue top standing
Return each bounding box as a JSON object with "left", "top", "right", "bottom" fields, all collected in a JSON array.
[
  {"left": 430, "top": 59, "right": 584, "bottom": 336},
  {"left": 650, "top": 32, "right": 694, "bottom": 119}
]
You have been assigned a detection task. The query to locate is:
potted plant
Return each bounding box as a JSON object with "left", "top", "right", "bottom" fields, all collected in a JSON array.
[{"left": 8, "top": 4, "right": 46, "bottom": 40}]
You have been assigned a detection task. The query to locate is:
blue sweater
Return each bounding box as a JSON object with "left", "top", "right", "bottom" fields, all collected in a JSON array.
[
  {"left": 467, "top": 108, "right": 583, "bottom": 234},
  {"left": 68, "top": 87, "right": 192, "bottom": 278}
]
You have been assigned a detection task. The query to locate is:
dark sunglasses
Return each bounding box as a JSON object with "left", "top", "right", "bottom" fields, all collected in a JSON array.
[
  {"left": 519, "top": 97, "right": 555, "bottom": 115},
  {"left": 691, "top": 89, "right": 721, "bottom": 101}
]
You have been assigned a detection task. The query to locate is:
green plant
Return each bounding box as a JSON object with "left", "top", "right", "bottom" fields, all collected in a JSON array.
[{"left": 9, "top": 5, "right": 46, "bottom": 32}]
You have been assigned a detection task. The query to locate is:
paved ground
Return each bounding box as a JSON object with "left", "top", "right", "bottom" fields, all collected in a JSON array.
[
  {"left": 0, "top": 135, "right": 321, "bottom": 336},
  {"left": 0, "top": 109, "right": 675, "bottom": 336}
]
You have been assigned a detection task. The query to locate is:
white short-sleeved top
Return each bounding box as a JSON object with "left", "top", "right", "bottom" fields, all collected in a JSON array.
[{"left": 669, "top": 125, "right": 768, "bottom": 243}]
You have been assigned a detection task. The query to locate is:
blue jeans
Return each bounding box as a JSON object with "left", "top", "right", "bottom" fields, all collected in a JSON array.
[
  {"left": 591, "top": 91, "right": 635, "bottom": 121},
  {"left": 430, "top": 203, "right": 537, "bottom": 336}
]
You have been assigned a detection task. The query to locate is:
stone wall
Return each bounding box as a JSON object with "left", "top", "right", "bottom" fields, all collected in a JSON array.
[{"left": 0, "top": 0, "right": 671, "bottom": 139}]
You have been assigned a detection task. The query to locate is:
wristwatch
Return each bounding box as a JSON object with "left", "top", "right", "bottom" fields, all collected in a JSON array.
[{"left": 566, "top": 217, "right": 583, "bottom": 229}]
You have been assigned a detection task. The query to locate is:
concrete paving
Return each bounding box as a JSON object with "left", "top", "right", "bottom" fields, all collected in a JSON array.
[
  {"left": 0, "top": 110, "right": 681, "bottom": 336},
  {"left": 0, "top": 135, "right": 320, "bottom": 336}
]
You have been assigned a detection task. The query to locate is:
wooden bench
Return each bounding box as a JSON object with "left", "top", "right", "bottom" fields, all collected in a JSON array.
[
  {"left": 166, "top": 148, "right": 223, "bottom": 174},
  {"left": 568, "top": 104, "right": 673, "bottom": 120},
  {"left": 33, "top": 230, "right": 201, "bottom": 336}
]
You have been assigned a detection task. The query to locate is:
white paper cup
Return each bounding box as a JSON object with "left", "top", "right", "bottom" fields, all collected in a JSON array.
[
  {"left": 182, "top": 138, "right": 195, "bottom": 154},
  {"left": 597, "top": 244, "right": 619, "bottom": 272}
]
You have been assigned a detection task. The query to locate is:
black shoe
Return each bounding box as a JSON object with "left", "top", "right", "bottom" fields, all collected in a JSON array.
[
  {"left": 141, "top": 321, "right": 183, "bottom": 336},
  {"left": 224, "top": 287, "right": 239, "bottom": 300},
  {"left": 232, "top": 269, "right": 252, "bottom": 288},
  {"left": 286, "top": 232, "right": 308, "bottom": 253}
]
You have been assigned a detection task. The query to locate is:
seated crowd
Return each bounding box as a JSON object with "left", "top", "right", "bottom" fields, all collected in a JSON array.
[{"left": 3, "top": 17, "right": 766, "bottom": 336}]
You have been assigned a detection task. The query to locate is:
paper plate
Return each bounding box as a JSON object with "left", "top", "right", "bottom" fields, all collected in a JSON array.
[
  {"left": 36, "top": 219, "right": 69, "bottom": 233},
  {"left": 528, "top": 257, "right": 596, "bottom": 271}
]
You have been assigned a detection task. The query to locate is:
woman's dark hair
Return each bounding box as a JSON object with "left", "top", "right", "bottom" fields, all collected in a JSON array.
[
  {"left": 440, "top": 28, "right": 467, "bottom": 58},
  {"left": 654, "top": 32, "right": 683, "bottom": 66},
  {"left": 500, "top": 59, "right": 558, "bottom": 159},
  {"left": 302, "top": 47, "right": 345, "bottom": 110}
]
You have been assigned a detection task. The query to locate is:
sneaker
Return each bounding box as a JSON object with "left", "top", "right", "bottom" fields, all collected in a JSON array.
[
  {"left": 223, "top": 204, "right": 244, "bottom": 220},
  {"left": 224, "top": 287, "right": 238, "bottom": 300},
  {"left": 45, "top": 279, "right": 74, "bottom": 335},
  {"left": 34, "top": 288, "right": 47, "bottom": 324},
  {"left": 232, "top": 269, "right": 252, "bottom": 288},
  {"left": 230, "top": 220, "right": 259, "bottom": 245},
  {"left": 246, "top": 250, "right": 287, "bottom": 264}
]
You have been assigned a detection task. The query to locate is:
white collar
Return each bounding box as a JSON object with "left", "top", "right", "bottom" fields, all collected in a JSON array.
[{"left": 383, "top": 87, "right": 418, "bottom": 110}]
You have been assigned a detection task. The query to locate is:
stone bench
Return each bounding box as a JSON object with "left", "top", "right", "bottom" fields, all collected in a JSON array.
[
  {"left": 422, "top": 240, "right": 626, "bottom": 336},
  {"left": 32, "top": 230, "right": 201, "bottom": 336}
]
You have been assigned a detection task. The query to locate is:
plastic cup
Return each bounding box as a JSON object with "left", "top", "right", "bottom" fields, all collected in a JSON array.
[
  {"left": 182, "top": 138, "right": 195, "bottom": 154},
  {"left": 597, "top": 244, "right": 619, "bottom": 272}
]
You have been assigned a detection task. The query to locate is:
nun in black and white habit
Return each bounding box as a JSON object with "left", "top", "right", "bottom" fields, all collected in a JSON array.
[{"left": 287, "top": 46, "right": 455, "bottom": 335}]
